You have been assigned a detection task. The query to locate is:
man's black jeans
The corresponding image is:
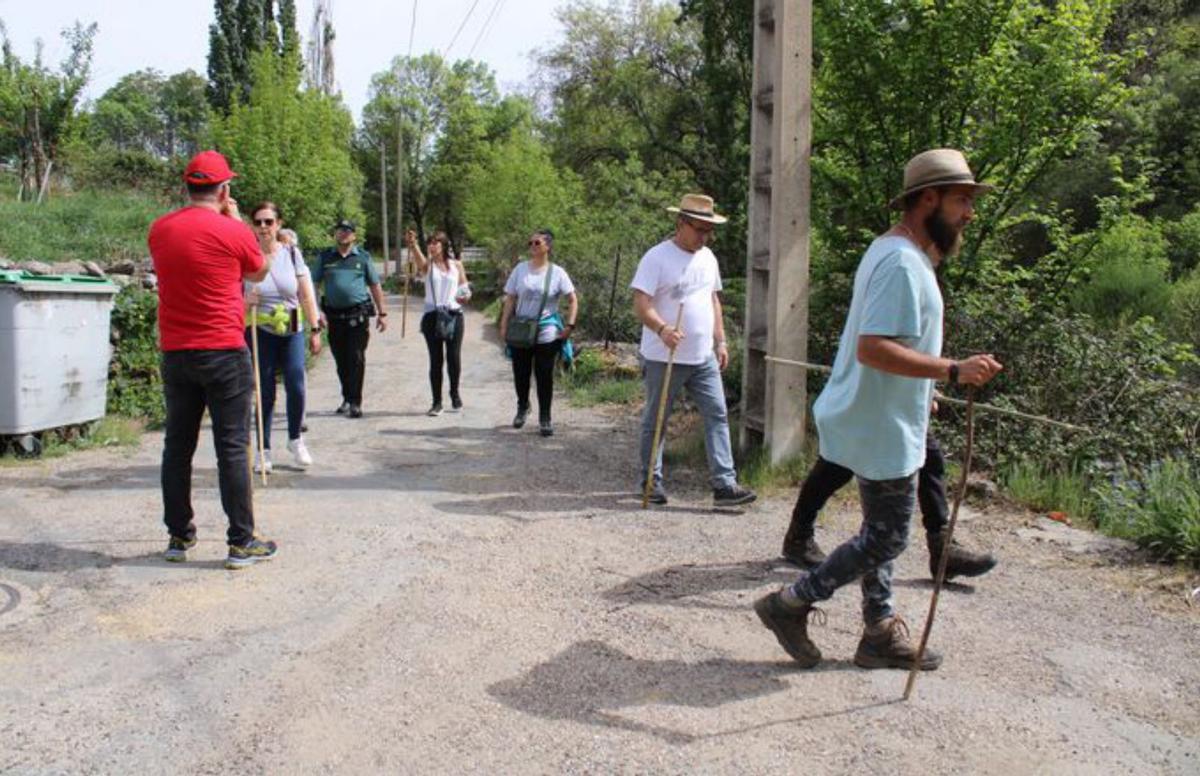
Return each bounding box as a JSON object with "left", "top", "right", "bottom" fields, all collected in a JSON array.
[
  {"left": 161, "top": 349, "right": 255, "bottom": 546},
  {"left": 328, "top": 317, "right": 370, "bottom": 406},
  {"left": 789, "top": 435, "right": 950, "bottom": 537}
]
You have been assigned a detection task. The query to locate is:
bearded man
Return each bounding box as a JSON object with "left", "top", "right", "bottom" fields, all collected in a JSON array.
[{"left": 754, "top": 149, "right": 1004, "bottom": 670}]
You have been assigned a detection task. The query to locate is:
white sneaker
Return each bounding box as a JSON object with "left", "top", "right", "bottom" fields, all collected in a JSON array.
[
  {"left": 287, "top": 437, "right": 313, "bottom": 468},
  {"left": 254, "top": 449, "right": 273, "bottom": 474}
]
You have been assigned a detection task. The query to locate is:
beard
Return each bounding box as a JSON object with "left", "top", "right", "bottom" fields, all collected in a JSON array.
[{"left": 924, "top": 205, "right": 964, "bottom": 257}]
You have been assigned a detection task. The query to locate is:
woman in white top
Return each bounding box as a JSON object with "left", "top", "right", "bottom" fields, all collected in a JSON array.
[
  {"left": 406, "top": 229, "right": 471, "bottom": 416},
  {"left": 244, "top": 201, "right": 322, "bottom": 471},
  {"left": 499, "top": 229, "right": 579, "bottom": 437}
]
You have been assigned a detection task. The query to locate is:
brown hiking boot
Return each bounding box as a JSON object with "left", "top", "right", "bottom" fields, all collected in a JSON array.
[
  {"left": 853, "top": 616, "right": 941, "bottom": 670},
  {"left": 927, "top": 530, "right": 998, "bottom": 580},
  {"left": 781, "top": 533, "right": 827, "bottom": 568},
  {"left": 754, "top": 590, "right": 825, "bottom": 668}
]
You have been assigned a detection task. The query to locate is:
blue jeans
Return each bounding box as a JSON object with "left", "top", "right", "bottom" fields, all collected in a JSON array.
[
  {"left": 639, "top": 355, "right": 737, "bottom": 490},
  {"left": 245, "top": 327, "right": 306, "bottom": 449},
  {"left": 791, "top": 474, "right": 917, "bottom": 623}
]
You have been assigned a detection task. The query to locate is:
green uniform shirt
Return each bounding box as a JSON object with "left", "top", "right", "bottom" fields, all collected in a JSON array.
[{"left": 311, "top": 245, "right": 379, "bottom": 309}]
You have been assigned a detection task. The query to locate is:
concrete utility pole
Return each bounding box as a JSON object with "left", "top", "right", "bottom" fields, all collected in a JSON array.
[{"left": 740, "top": 0, "right": 813, "bottom": 464}]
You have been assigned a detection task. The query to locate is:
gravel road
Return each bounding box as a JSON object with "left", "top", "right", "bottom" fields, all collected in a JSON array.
[{"left": 1, "top": 301, "right": 1198, "bottom": 774}]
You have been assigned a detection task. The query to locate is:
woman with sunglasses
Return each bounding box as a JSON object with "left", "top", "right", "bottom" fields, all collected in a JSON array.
[
  {"left": 499, "top": 229, "right": 579, "bottom": 436},
  {"left": 244, "top": 202, "right": 322, "bottom": 471},
  {"left": 405, "top": 228, "right": 471, "bottom": 415}
]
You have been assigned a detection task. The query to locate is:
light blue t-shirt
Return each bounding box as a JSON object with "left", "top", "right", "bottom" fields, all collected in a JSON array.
[{"left": 812, "top": 236, "right": 944, "bottom": 481}]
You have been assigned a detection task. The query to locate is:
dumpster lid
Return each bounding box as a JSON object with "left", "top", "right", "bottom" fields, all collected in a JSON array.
[{"left": 0, "top": 270, "right": 119, "bottom": 294}]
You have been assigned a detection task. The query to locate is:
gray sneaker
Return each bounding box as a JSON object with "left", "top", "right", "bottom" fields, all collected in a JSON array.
[
  {"left": 754, "top": 590, "right": 824, "bottom": 667},
  {"left": 713, "top": 483, "right": 757, "bottom": 507},
  {"left": 164, "top": 536, "right": 197, "bottom": 563}
]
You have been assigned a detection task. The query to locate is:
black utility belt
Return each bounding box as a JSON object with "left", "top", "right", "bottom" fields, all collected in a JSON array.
[{"left": 322, "top": 299, "right": 375, "bottom": 322}]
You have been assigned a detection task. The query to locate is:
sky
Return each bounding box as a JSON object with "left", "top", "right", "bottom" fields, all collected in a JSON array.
[{"left": 0, "top": 0, "right": 565, "bottom": 121}]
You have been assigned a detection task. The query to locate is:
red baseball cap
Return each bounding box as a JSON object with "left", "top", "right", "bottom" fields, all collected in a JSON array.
[{"left": 183, "top": 150, "right": 238, "bottom": 185}]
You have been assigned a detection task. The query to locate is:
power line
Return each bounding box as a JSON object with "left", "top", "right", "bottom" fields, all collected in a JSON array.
[
  {"left": 466, "top": 0, "right": 506, "bottom": 61},
  {"left": 442, "top": 0, "right": 483, "bottom": 60}
]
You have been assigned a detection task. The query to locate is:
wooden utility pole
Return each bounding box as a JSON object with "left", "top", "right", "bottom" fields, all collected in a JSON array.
[
  {"left": 740, "top": 0, "right": 813, "bottom": 464},
  {"left": 380, "top": 144, "right": 390, "bottom": 279}
]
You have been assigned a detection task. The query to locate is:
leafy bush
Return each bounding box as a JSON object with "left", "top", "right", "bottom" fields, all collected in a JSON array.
[
  {"left": 107, "top": 286, "right": 165, "bottom": 426},
  {"left": 62, "top": 141, "right": 180, "bottom": 196},
  {"left": 1169, "top": 266, "right": 1200, "bottom": 354},
  {"left": 1099, "top": 459, "right": 1200, "bottom": 565},
  {"left": 1073, "top": 215, "right": 1172, "bottom": 324},
  {"left": 1163, "top": 208, "right": 1200, "bottom": 279}
]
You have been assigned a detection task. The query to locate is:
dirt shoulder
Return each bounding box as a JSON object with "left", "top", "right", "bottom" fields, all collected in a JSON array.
[{"left": 1, "top": 301, "right": 1198, "bottom": 774}]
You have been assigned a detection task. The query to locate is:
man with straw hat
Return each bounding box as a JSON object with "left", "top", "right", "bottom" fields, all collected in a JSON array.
[
  {"left": 631, "top": 193, "right": 756, "bottom": 507},
  {"left": 755, "top": 149, "right": 1003, "bottom": 669},
  {"left": 148, "top": 150, "right": 279, "bottom": 570}
]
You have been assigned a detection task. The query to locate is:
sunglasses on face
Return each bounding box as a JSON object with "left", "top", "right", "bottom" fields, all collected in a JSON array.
[
  {"left": 253, "top": 218, "right": 276, "bottom": 227},
  {"left": 528, "top": 239, "right": 543, "bottom": 247},
  {"left": 686, "top": 220, "right": 714, "bottom": 235}
]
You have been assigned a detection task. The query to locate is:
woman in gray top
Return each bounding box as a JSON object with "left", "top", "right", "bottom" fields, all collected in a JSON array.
[
  {"left": 499, "top": 229, "right": 579, "bottom": 436},
  {"left": 244, "top": 201, "right": 322, "bottom": 471}
]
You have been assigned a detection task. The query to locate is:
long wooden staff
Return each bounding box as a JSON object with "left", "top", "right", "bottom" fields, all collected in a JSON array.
[
  {"left": 401, "top": 255, "right": 411, "bottom": 338},
  {"left": 903, "top": 386, "right": 976, "bottom": 700},
  {"left": 641, "top": 304, "right": 685, "bottom": 509},
  {"left": 250, "top": 307, "right": 268, "bottom": 487}
]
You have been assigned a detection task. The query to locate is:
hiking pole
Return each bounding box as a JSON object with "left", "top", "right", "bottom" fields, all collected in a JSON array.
[
  {"left": 250, "top": 307, "right": 268, "bottom": 487},
  {"left": 401, "top": 254, "right": 411, "bottom": 338},
  {"left": 641, "top": 303, "right": 685, "bottom": 509},
  {"left": 904, "top": 386, "right": 977, "bottom": 701}
]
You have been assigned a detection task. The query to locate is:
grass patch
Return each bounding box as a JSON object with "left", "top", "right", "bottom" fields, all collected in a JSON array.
[
  {"left": 1, "top": 416, "right": 144, "bottom": 463},
  {"left": 0, "top": 188, "right": 169, "bottom": 264},
  {"left": 1000, "top": 460, "right": 1097, "bottom": 522},
  {"left": 737, "top": 445, "right": 815, "bottom": 495},
  {"left": 563, "top": 346, "right": 642, "bottom": 407},
  {"left": 481, "top": 296, "right": 503, "bottom": 323},
  {"left": 1099, "top": 458, "right": 1200, "bottom": 566}
]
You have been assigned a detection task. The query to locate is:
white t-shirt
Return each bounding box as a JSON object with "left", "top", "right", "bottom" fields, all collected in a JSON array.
[
  {"left": 630, "top": 239, "right": 722, "bottom": 365},
  {"left": 423, "top": 261, "right": 463, "bottom": 313},
  {"left": 244, "top": 244, "right": 309, "bottom": 310},
  {"left": 504, "top": 261, "right": 576, "bottom": 345}
]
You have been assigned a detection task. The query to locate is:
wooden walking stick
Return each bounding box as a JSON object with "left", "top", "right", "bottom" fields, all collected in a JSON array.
[
  {"left": 249, "top": 306, "right": 268, "bottom": 487},
  {"left": 904, "top": 386, "right": 977, "bottom": 700},
  {"left": 401, "top": 253, "right": 411, "bottom": 338},
  {"left": 641, "top": 303, "right": 685, "bottom": 509}
]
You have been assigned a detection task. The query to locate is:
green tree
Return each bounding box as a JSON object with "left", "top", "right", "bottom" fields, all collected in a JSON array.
[
  {"left": 211, "top": 50, "right": 363, "bottom": 247},
  {"left": 278, "top": 0, "right": 300, "bottom": 62},
  {"left": 207, "top": 0, "right": 239, "bottom": 112},
  {"left": 359, "top": 54, "right": 516, "bottom": 250},
  {"left": 0, "top": 19, "right": 97, "bottom": 199}
]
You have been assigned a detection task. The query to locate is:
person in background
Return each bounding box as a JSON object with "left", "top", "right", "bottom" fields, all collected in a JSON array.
[
  {"left": 310, "top": 219, "right": 388, "bottom": 418},
  {"left": 406, "top": 228, "right": 470, "bottom": 416},
  {"left": 147, "top": 150, "right": 278, "bottom": 570},
  {"left": 631, "top": 194, "right": 756, "bottom": 508},
  {"left": 499, "top": 229, "right": 578, "bottom": 437},
  {"left": 244, "top": 202, "right": 322, "bottom": 472}
]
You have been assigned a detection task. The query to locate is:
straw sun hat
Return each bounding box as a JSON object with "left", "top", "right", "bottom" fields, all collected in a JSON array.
[
  {"left": 888, "top": 149, "right": 993, "bottom": 210},
  {"left": 666, "top": 193, "right": 728, "bottom": 224}
]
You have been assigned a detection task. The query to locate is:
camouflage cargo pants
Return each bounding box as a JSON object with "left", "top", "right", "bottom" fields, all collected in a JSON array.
[{"left": 790, "top": 473, "right": 917, "bottom": 623}]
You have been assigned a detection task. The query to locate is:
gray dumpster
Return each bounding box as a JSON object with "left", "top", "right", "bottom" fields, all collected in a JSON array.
[{"left": 0, "top": 271, "right": 119, "bottom": 434}]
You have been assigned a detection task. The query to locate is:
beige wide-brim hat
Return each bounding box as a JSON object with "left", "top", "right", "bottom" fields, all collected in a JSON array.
[
  {"left": 888, "top": 148, "right": 993, "bottom": 210},
  {"left": 666, "top": 193, "right": 728, "bottom": 224}
]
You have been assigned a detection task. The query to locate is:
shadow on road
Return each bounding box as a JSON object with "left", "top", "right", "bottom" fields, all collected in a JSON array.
[
  {"left": 489, "top": 639, "right": 860, "bottom": 744},
  {"left": 0, "top": 541, "right": 227, "bottom": 572},
  {"left": 600, "top": 560, "right": 799, "bottom": 611}
]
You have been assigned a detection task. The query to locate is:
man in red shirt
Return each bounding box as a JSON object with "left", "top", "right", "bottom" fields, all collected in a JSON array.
[{"left": 148, "top": 150, "right": 278, "bottom": 570}]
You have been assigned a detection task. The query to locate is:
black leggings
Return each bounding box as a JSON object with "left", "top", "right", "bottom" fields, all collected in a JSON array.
[
  {"left": 420, "top": 310, "right": 464, "bottom": 404},
  {"left": 789, "top": 435, "right": 950, "bottom": 536},
  {"left": 511, "top": 339, "right": 562, "bottom": 420}
]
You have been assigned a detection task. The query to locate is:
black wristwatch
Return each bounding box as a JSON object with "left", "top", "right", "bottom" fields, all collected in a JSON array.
[{"left": 948, "top": 362, "right": 959, "bottom": 384}]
